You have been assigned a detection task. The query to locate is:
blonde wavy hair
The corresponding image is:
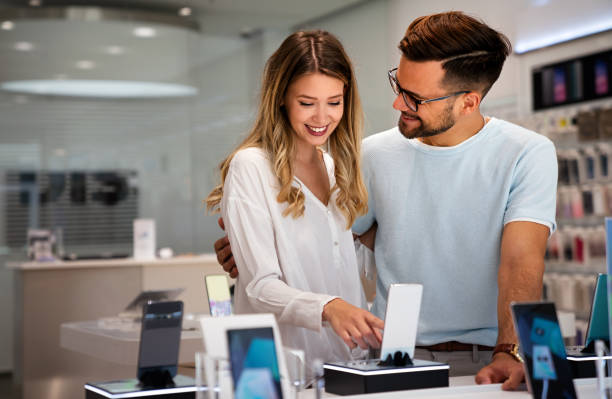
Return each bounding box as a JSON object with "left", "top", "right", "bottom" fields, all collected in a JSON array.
[{"left": 206, "top": 30, "right": 367, "bottom": 229}]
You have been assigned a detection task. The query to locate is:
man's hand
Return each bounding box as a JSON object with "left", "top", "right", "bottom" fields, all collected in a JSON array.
[
  {"left": 322, "top": 298, "right": 384, "bottom": 350},
  {"left": 356, "top": 222, "right": 377, "bottom": 251},
  {"left": 475, "top": 353, "right": 524, "bottom": 390},
  {"left": 213, "top": 217, "right": 238, "bottom": 278}
]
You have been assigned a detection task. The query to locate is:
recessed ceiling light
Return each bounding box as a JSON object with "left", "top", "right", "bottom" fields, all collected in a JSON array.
[
  {"left": 133, "top": 27, "right": 156, "bottom": 38},
  {"left": 1, "top": 21, "right": 15, "bottom": 31},
  {"left": 14, "top": 42, "right": 33, "bottom": 52},
  {"left": 178, "top": 7, "right": 192, "bottom": 17},
  {"left": 0, "top": 80, "right": 199, "bottom": 98},
  {"left": 105, "top": 45, "right": 125, "bottom": 55},
  {"left": 29, "top": 0, "right": 42, "bottom": 6},
  {"left": 75, "top": 60, "right": 95, "bottom": 70}
]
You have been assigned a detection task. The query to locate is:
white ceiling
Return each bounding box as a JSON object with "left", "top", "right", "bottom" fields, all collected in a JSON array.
[
  {"left": 0, "top": 0, "right": 368, "bottom": 93},
  {"left": 0, "top": 0, "right": 367, "bottom": 35}
]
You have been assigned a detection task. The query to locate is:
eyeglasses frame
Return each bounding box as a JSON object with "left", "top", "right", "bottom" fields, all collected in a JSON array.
[{"left": 388, "top": 67, "right": 470, "bottom": 112}]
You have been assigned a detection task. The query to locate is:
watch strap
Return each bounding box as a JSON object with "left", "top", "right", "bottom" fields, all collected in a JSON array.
[{"left": 493, "top": 343, "right": 523, "bottom": 363}]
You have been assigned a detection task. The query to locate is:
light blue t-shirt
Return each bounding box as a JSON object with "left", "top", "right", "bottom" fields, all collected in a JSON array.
[{"left": 353, "top": 117, "right": 557, "bottom": 346}]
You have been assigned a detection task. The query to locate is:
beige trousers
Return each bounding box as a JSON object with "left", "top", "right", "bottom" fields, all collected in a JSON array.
[{"left": 414, "top": 347, "right": 493, "bottom": 377}]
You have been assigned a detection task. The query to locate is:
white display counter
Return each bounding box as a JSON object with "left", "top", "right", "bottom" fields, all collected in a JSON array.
[
  {"left": 63, "top": 320, "right": 606, "bottom": 398},
  {"left": 60, "top": 320, "right": 203, "bottom": 365},
  {"left": 7, "top": 254, "right": 223, "bottom": 399}
]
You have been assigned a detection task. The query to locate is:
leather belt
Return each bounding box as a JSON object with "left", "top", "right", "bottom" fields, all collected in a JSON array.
[{"left": 417, "top": 341, "right": 494, "bottom": 352}]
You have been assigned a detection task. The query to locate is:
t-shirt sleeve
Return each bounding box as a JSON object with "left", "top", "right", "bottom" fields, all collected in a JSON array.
[
  {"left": 352, "top": 148, "right": 376, "bottom": 235},
  {"left": 221, "top": 153, "right": 336, "bottom": 332},
  {"left": 503, "top": 138, "right": 558, "bottom": 233}
]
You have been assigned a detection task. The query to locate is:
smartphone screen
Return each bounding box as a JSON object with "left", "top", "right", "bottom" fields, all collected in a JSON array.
[
  {"left": 137, "top": 301, "right": 183, "bottom": 381},
  {"left": 227, "top": 327, "right": 283, "bottom": 399},
  {"left": 511, "top": 302, "right": 577, "bottom": 399},
  {"left": 205, "top": 274, "right": 232, "bottom": 316},
  {"left": 585, "top": 274, "right": 609, "bottom": 347},
  {"left": 381, "top": 283, "right": 422, "bottom": 360}
]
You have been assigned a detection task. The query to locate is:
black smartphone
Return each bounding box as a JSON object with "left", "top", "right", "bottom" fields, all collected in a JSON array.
[
  {"left": 137, "top": 301, "right": 184, "bottom": 383},
  {"left": 510, "top": 302, "right": 577, "bottom": 399},
  {"left": 204, "top": 274, "right": 232, "bottom": 316},
  {"left": 227, "top": 327, "right": 283, "bottom": 399}
]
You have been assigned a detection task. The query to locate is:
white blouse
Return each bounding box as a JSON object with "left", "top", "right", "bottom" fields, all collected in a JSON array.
[{"left": 221, "top": 147, "right": 366, "bottom": 369}]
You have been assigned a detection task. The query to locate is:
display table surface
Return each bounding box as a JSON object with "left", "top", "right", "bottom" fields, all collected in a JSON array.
[
  {"left": 84, "top": 376, "right": 605, "bottom": 398},
  {"left": 61, "top": 319, "right": 204, "bottom": 365},
  {"left": 334, "top": 377, "right": 601, "bottom": 398}
]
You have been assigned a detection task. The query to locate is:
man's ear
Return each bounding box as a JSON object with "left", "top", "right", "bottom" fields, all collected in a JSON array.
[{"left": 460, "top": 91, "right": 481, "bottom": 115}]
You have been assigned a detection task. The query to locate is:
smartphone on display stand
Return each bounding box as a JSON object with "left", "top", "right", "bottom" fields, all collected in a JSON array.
[
  {"left": 226, "top": 327, "right": 283, "bottom": 399},
  {"left": 137, "top": 300, "right": 184, "bottom": 385},
  {"left": 205, "top": 274, "right": 232, "bottom": 316},
  {"left": 510, "top": 302, "right": 577, "bottom": 399}
]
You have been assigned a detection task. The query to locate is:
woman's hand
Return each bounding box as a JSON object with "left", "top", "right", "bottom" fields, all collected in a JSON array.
[{"left": 322, "top": 298, "right": 384, "bottom": 350}]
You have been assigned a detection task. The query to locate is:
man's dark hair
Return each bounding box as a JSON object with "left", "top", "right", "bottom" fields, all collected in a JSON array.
[{"left": 399, "top": 11, "right": 511, "bottom": 98}]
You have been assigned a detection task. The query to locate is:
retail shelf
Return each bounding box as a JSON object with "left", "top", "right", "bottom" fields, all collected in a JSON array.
[
  {"left": 557, "top": 215, "right": 609, "bottom": 227},
  {"left": 545, "top": 260, "right": 606, "bottom": 274}
]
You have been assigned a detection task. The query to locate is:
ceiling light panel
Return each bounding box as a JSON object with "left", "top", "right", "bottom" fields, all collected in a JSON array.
[
  {"left": 105, "top": 45, "right": 125, "bottom": 55},
  {"left": 75, "top": 60, "right": 95, "bottom": 70},
  {"left": 0, "top": 80, "right": 198, "bottom": 98},
  {"left": 14, "top": 41, "right": 33, "bottom": 51},
  {"left": 1, "top": 21, "right": 14, "bottom": 30},
  {"left": 178, "top": 7, "right": 192, "bottom": 17},
  {"left": 133, "top": 26, "right": 156, "bottom": 38}
]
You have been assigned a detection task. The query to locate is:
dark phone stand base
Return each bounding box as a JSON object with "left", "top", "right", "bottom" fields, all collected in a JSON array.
[
  {"left": 378, "top": 351, "right": 414, "bottom": 367},
  {"left": 139, "top": 370, "right": 176, "bottom": 388},
  {"left": 324, "top": 357, "right": 449, "bottom": 395}
]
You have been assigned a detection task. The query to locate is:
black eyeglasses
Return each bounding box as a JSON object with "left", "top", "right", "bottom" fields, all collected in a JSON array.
[{"left": 388, "top": 68, "right": 469, "bottom": 113}]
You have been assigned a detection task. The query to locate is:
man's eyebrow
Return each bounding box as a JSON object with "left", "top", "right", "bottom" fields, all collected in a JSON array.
[
  {"left": 404, "top": 89, "right": 426, "bottom": 99},
  {"left": 396, "top": 81, "right": 426, "bottom": 99}
]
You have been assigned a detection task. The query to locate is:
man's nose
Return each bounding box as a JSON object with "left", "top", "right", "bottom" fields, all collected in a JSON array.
[{"left": 393, "top": 94, "right": 408, "bottom": 112}]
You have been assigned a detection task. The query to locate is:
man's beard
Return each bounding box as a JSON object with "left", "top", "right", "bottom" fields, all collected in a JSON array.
[{"left": 398, "top": 103, "right": 456, "bottom": 140}]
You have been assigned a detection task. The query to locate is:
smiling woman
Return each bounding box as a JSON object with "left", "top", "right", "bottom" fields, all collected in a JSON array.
[{"left": 205, "top": 30, "right": 382, "bottom": 377}]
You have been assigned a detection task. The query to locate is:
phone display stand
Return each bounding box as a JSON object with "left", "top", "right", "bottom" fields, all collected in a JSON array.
[
  {"left": 138, "top": 369, "right": 175, "bottom": 388},
  {"left": 85, "top": 375, "right": 196, "bottom": 399},
  {"left": 324, "top": 284, "right": 449, "bottom": 395},
  {"left": 323, "top": 358, "right": 449, "bottom": 395},
  {"left": 567, "top": 346, "right": 612, "bottom": 378},
  {"left": 378, "top": 350, "right": 413, "bottom": 367}
]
